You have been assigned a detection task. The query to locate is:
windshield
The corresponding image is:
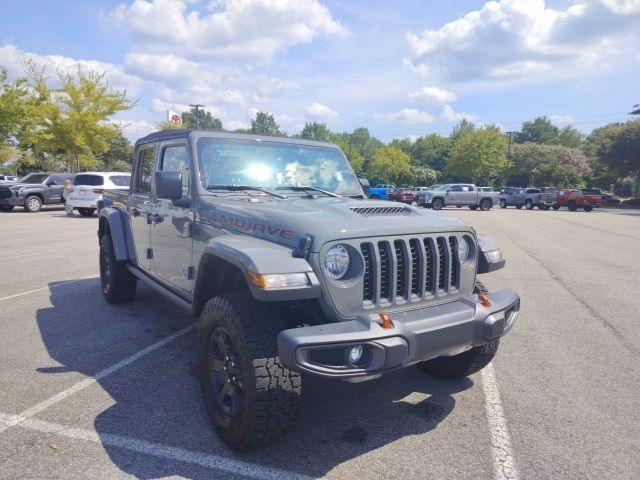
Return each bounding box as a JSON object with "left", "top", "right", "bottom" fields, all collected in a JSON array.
[
  {"left": 436, "top": 184, "right": 450, "bottom": 190},
  {"left": 18, "top": 173, "right": 49, "bottom": 184},
  {"left": 196, "top": 138, "right": 361, "bottom": 196}
]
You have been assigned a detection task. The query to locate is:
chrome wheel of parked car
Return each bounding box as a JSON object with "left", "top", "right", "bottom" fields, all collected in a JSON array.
[{"left": 24, "top": 195, "right": 42, "bottom": 213}]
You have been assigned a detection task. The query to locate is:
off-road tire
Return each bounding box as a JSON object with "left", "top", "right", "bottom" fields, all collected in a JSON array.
[
  {"left": 78, "top": 208, "right": 96, "bottom": 216},
  {"left": 525, "top": 200, "right": 534, "bottom": 210},
  {"left": 0, "top": 205, "right": 14, "bottom": 212},
  {"left": 417, "top": 281, "right": 499, "bottom": 379},
  {"left": 500, "top": 199, "right": 507, "bottom": 209},
  {"left": 432, "top": 198, "right": 444, "bottom": 210},
  {"left": 584, "top": 205, "right": 593, "bottom": 212},
  {"left": 24, "top": 195, "right": 42, "bottom": 213},
  {"left": 479, "top": 198, "right": 492, "bottom": 211},
  {"left": 99, "top": 233, "right": 137, "bottom": 303},
  {"left": 198, "top": 292, "right": 301, "bottom": 451},
  {"left": 568, "top": 202, "right": 578, "bottom": 212},
  {"left": 552, "top": 204, "right": 560, "bottom": 210}
]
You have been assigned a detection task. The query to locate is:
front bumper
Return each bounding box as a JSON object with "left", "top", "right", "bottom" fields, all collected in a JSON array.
[
  {"left": 0, "top": 195, "right": 22, "bottom": 207},
  {"left": 278, "top": 288, "right": 520, "bottom": 379}
]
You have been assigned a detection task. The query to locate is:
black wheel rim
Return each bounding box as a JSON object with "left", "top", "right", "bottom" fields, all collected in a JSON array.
[{"left": 209, "top": 327, "right": 243, "bottom": 418}]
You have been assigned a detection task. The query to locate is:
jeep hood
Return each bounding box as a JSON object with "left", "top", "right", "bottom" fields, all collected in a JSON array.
[{"left": 198, "top": 196, "right": 471, "bottom": 251}]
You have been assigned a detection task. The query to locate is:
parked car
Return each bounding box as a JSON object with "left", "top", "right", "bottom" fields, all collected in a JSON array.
[
  {"left": 553, "top": 189, "right": 602, "bottom": 211},
  {"left": 412, "top": 186, "right": 431, "bottom": 198},
  {"left": 67, "top": 172, "right": 131, "bottom": 216},
  {"left": 394, "top": 188, "right": 415, "bottom": 204},
  {"left": 499, "top": 188, "right": 555, "bottom": 210},
  {"left": 0, "top": 174, "right": 18, "bottom": 183},
  {"left": 417, "top": 183, "right": 500, "bottom": 210},
  {"left": 581, "top": 188, "right": 611, "bottom": 202},
  {"left": 0, "top": 172, "right": 75, "bottom": 212},
  {"left": 368, "top": 184, "right": 396, "bottom": 200},
  {"left": 98, "top": 129, "right": 520, "bottom": 450}
]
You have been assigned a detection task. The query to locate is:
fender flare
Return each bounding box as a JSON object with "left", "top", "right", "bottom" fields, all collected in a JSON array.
[
  {"left": 98, "top": 207, "right": 136, "bottom": 262},
  {"left": 195, "top": 235, "right": 321, "bottom": 304}
]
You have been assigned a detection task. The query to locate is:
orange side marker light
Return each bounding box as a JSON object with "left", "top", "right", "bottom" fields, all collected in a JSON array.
[
  {"left": 478, "top": 293, "right": 491, "bottom": 308},
  {"left": 378, "top": 312, "right": 394, "bottom": 329}
]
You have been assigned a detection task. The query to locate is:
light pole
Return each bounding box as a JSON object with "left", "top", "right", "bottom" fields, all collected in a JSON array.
[{"left": 189, "top": 104, "right": 204, "bottom": 129}]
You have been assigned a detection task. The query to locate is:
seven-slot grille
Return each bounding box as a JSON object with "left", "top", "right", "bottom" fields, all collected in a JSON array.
[
  {"left": 0, "top": 187, "right": 12, "bottom": 199},
  {"left": 360, "top": 235, "right": 463, "bottom": 306}
]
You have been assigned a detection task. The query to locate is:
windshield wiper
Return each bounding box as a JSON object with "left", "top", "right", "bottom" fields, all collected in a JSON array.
[
  {"left": 276, "top": 185, "right": 342, "bottom": 198},
  {"left": 205, "top": 185, "right": 288, "bottom": 199}
]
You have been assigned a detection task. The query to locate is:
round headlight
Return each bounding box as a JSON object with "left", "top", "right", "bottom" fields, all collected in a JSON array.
[
  {"left": 458, "top": 237, "right": 471, "bottom": 263},
  {"left": 324, "top": 244, "right": 350, "bottom": 280}
]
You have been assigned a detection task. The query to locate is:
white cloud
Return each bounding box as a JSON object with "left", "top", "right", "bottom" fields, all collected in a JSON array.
[
  {"left": 442, "top": 105, "right": 478, "bottom": 122},
  {"left": 108, "top": 0, "right": 348, "bottom": 62},
  {"left": 111, "top": 119, "right": 156, "bottom": 140},
  {"left": 373, "top": 108, "right": 435, "bottom": 124},
  {"left": 306, "top": 102, "right": 339, "bottom": 119},
  {"left": 405, "top": 0, "right": 640, "bottom": 82},
  {"left": 226, "top": 120, "right": 250, "bottom": 131},
  {"left": 409, "top": 86, "right": 456, "bottom": 104},
  {"left": 549, "top": 114, "right": 575, "bottom": 126},
  {"left": 0, "top": 43, "right": 145, "bottom": 95}
]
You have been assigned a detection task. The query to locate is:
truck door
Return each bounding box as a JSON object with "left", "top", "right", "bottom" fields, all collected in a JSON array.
[
  {"left": 151, "top": 142, "right": 194, "bottom": 293},
  {"left": 447, "top": 184, "right": 462, "bottom": 203},
  {"left": 460, "top": 184, "right": 474, "bottom": 204},
  {"left": 130, "top": 144, "right": 158, "bottom": 270}
]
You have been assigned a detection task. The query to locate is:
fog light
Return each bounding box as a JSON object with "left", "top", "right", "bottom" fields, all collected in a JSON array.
[{"left": 348, "top": 345, "right": 363, "bottom": 364}]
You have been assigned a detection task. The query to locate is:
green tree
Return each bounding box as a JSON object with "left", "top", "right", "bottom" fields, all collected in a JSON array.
[
  {"left": 368, "top": 146, "right": 411, "bottom": 184},
  {"left": 449, "top": 119, "right": 476, "bottom": 145},
  {"left": 409, "top": 165, "right": 438, "bottom": 186},
  {"left": 329, "top": 132, "right": 365, "bottom": 176},
  {"left": 33, "top": 67, "right": 133, "bottom": 172},
  {"left": 300, "top": 122, "right": 330, "bottom": 141},
  {"left": 510, "top": 142, "right": 590, "bottom": 187},
  {"left": 0, "top": 67, "right": 30, "bottom": 142},
  {"left": 181, "top": 107, "right": 222, "bottom": 130},
  {"left": 96, "top": 129, "right": 133, "bottom": 172},
  {"left": 412, "top": 133, "right": 449, "bottom": 170},
  {"left": 588, "top": 120, "right": 640, "bottom": 197},
  {"left": 446, "top": 126, "right": 508, "bottom": 184},
  {"left": 516, "top": 116, "right": 559, "bottom": 144},
  {"left": 557, "top": 125, "right": 583, "bottom": 148},
  {"left": 389, "top": 137, "right": 414, "bottom": 156},
  {"left": 251, "top": 111, "right": 284, "bottom": 136}
]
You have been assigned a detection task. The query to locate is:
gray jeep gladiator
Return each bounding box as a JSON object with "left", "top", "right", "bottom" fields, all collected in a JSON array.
[{"left": 98, "top": 130, "right": 520, "bottom": 450}]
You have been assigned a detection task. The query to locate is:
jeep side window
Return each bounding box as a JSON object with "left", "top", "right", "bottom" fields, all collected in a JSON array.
[
  {"left": 160, "top": 145, "right": 190, "bottom": 198},
  {"left": 135, "top": 145, "right": 157, "bottom": 195}
]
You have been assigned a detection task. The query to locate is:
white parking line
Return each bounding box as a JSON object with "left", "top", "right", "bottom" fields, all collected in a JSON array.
[
  {"left": 0, "top": 275, "right": 99, "bottom": 302},
  {"left": 0, "top": 413, "right": 311, "bottom": 480},
  {"left": 0, "top": 324, "right": 196, "bottom": 434},
  {"left": 481, "top": 363, "right": 519, "bottom": 480}
]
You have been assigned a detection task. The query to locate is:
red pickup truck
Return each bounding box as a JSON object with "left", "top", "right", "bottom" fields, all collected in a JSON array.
[{"left": 552, "top": 189, "right": 602, "bottom": 212}]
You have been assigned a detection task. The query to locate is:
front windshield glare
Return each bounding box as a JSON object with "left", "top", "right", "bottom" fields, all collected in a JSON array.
[
  {"left": 196, "top": 138, "right": 361, "bottom": 196},
  {"left": 18, "top": 173, "right": 49, "bottom": 184}
]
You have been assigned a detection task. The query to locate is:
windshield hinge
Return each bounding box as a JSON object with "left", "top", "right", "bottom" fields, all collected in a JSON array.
[{"left": 293, "top": 234, "right": 314, "bottom": 259}]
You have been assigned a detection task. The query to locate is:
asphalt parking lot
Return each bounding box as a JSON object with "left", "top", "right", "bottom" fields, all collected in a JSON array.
[{"left": 1, "top": 205, "right": 639, "bottom": 480}]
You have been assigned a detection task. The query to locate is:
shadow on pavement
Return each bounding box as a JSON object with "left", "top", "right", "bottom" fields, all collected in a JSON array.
[{"left": 36, "top": 278, "right": 473, "bottom": 479}]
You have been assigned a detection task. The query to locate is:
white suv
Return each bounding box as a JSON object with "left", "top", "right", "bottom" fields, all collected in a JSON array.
[{"left": 67, "top": 172, "right": 130, "bottom": 216}]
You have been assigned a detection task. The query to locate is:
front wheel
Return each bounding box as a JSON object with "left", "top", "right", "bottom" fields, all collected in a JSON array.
[
  {"left": 432, "top": 198, "right": 444, "bottom": 210},
  {"left": 78, "top": 208, "right": 96, "bottom": 216},
  {"left": 0, "top": 205, "right": 14, "bottom": 212},
  {"left": 24, "top": 195, "right": 42, "bottom": 213},
  {"left": 417, "top": 281, "right": 499, "bottom": 379},
  {"left": 199, "top": 292, "right": 301, "bottom": 451},
  {"left": 479, "top": 199, "right": 492, "bottom": 211},
  {"left": 99, "top": 234, "right": 137, "bottom": 303}
]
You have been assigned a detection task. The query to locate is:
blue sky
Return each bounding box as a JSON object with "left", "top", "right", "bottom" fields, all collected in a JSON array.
[{"left": 1, "top": 0, "right": 638, "bottom": 142}]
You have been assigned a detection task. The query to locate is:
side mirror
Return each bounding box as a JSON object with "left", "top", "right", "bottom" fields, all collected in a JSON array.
[{"left": 155, "top": 171, "right": 182, "bottom": 199}]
